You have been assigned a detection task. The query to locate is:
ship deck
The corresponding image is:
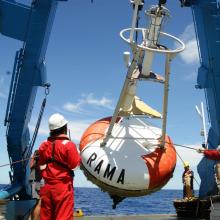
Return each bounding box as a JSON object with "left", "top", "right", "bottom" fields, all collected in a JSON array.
[
  {"left": 75, "top": 214, "right": 195, "bottom": 220},
  {"left": 0, "top": 202, "right": 198, "bottom": 220}
]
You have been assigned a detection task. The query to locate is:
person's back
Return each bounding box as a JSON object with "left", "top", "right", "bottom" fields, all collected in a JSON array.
[
  {"left": 38, "top": 113, "right": 81, "bottom": 220},
  {"left": 39, "top": 135, "right": 80, "bottom": 184}
]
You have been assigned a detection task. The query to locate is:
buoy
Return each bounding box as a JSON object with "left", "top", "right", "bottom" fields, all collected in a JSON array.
[
  {"left": 73, "top": 209, "right": 84, "bottom": 217},
  {"left": 79, "top": 116, "right": 176, "bottom": 197},
  {"left": 78, "top": 0, "right": 183, "bottom": 202}
]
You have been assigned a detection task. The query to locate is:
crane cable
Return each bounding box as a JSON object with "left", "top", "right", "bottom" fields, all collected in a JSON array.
[
  {"left": 25, "top": 84, "right": 50, "bottom": 161},
  {"left": 3, "top": 85, "right": 50, "bottom": 170}
]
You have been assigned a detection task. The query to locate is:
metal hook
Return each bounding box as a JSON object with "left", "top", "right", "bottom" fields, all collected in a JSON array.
[{"left": 44, "top": 83, "right": 50, "bottom": 96}]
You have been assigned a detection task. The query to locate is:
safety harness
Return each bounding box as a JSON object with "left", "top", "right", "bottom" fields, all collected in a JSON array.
[{"left": 46, "top": 139, "right": 74, "bottom": 178}]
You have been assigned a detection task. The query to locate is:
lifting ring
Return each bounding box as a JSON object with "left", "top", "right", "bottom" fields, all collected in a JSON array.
[{"left": 120, "top": 28, "right": 185, "bottom": 55}]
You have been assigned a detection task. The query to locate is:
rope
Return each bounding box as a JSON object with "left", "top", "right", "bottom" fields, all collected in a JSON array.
[
  {"left": 0, "top": 140, "right": 200, "bottom": 169},
  {"left": 175, "top": 150, "right": 185, "bottom": 164},
  {"left": 173, "top": 143, "right": 198, "bottom": 151},
  {"left": 174, "top": 142, "right": 201, "bottom": 187},
  {"left": 193, "top": 176, "right": 200, "bottom": 187},
  {"left": 0, "top": 156, "right": 38, "bottom": 168},
  {"left": 175, "top": 147, "right": 200, "bottom": 187}
]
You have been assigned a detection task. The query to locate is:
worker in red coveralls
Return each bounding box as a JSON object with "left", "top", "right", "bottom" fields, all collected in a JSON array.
[
  {"left": 38, "top": 113, "right": 81, "bottom": 220},
  {"left": 197, "top": 146, "right": 220, "bottom": 160},
  {"left": 197, "top": 146, "right": 220, "bottom": 194}
]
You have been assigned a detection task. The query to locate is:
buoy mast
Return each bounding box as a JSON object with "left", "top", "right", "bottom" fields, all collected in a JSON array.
[{"left": 101, "top": 0, "right": 185, "bottom": 148}]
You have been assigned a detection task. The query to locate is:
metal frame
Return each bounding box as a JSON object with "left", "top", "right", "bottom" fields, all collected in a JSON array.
[
  {"left": 101, "top": 3, "right": 185, "bottom": 148},
  {"left": 0, "top": 0, "right": 67, "bottom": 200}
]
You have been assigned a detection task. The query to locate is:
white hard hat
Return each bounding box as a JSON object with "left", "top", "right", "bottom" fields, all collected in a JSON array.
[
  {"left": 48, "top": 113, "right": 68, "bottom": 131},
  {"left": 217, "top": 145, "right": 220, "bottom": 151}
]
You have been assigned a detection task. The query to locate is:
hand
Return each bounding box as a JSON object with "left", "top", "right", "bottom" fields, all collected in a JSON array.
[{"left": 197, "top": 148, "right": 204, "bottom": 153}]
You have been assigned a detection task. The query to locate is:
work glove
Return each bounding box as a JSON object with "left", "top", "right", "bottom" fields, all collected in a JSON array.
[{"left": 197, "top": 148, "right": 205, "bottom": 153}]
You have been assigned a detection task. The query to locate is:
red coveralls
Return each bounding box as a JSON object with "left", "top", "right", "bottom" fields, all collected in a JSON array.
[
  {"left": 203, "top": 149, "right": 220, "bottom": 160},
  {"left": 38, "top": 134, "right": 81, "bottom": 220}
]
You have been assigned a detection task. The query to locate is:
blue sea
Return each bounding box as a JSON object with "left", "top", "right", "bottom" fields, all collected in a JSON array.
[
  {"left": 74, "top": 188, "right": 191, "bottom": 216},
  {"left": 0, "top": 185, "right": 196, "bottom": 216}
]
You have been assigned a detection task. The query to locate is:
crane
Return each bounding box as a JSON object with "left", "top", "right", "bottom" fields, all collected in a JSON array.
[
  {"left": 0, "top": 0, "right": 67, "bottom": 201},
  {"left": 180, "top": 0, "right": 220, "bottom": 197}
]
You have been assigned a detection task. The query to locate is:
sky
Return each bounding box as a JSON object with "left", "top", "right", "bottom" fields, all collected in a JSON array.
[{"left": 0, "top": 0, "right": 206, "bottom": 191}]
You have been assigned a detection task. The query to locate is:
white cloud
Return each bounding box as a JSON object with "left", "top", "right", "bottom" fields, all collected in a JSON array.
[
  {"left": 180, "top": 24, "right": 195, "bottom": 42},
  {"left": 179, "top": 24, "right": 199, "bottom": 65},
  {"left": 85, "top": 94, "right": 112, "bottom": 107},
  {"left": 63, "top": 93, "right": 114, "bottom": 114},
  {"left": 68, "top": 119, "right": 93, "bottom": 143},
  {"left": 181, "top": 40, "right": 199, "bottom": 64},
  {"left": 63, "top": 102, "right": 82, "bottom": 113},
  {"left": 29, "top": 118, "right": 93, "bottom": 143}
]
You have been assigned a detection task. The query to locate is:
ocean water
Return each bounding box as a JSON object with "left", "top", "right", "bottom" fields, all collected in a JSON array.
[
  {"left": 74, "top": 188, "right": 190, "bottom": 216},
  {"left": 0, "top": 185, "right": 195, "bottom": 216}
]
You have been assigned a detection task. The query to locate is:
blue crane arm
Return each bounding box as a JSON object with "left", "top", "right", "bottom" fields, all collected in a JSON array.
[
  {"left": 181, "top": 0, "right": 220, "bottom": 197},
  {"left": 0, "top": 0, "right": 30, "bottom": 41},
  {"left": 193, "top": 1, "right": 220, "bottom": 141},
  {"left": 0, "top": 0, "right": 67, "bottom": 199}
]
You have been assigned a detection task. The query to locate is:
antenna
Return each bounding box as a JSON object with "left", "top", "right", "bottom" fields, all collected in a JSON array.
[
  {"left": 129, "top": 0, "right": 144, "bottom": 42},
  {"left": 195, "top": 102, "right": 207, "bottom": 146},
  {"left": 158, "top": 0, "right": 167, "bottom": 7},
  {"left": 141, "top": 5, "right": 170, "bottom": 77},
  {"left": 195, "top": 105, "right": 201, "bottom": 118},
  {"left": 123, "top": 51, "right": 131, "bottom": 68}
]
